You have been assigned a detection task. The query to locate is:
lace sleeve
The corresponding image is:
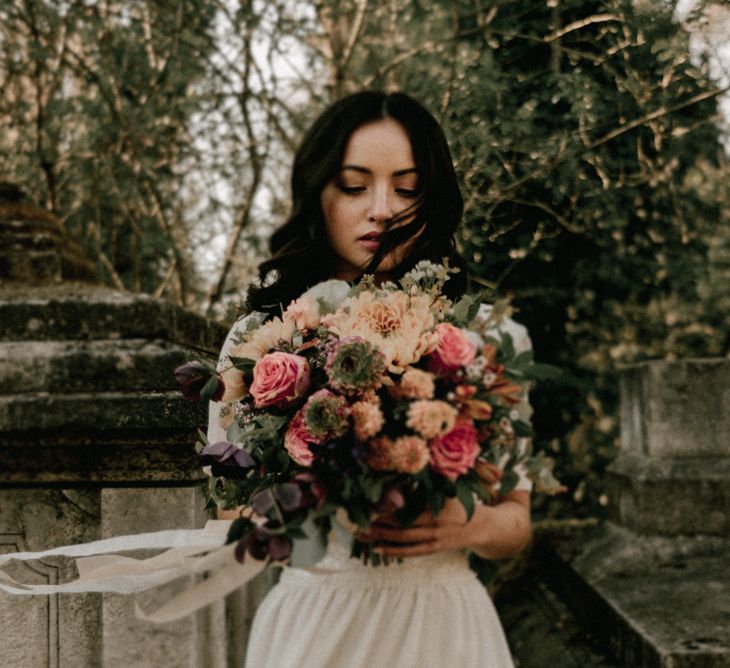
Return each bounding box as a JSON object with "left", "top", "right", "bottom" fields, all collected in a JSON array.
[
  {"left": 477, "top": 304, "right": 534, "bottom": 493},
  {"left": 206, "top": 312, "right": 256, "bottom": 446}
]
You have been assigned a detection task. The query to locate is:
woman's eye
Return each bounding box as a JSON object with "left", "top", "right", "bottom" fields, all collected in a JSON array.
[
  {"left": 396, "top": 188, "right": 419, "bottom": 197},
  {"left": 338, "top": 185, "right": 366, "bottom": 195}
]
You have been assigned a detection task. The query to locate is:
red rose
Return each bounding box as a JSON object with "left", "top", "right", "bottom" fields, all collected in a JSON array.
[
  {"left": 429, "top": 417, "right": 480, "bottom": 480},
  {"left": 428, "top": 323, "right": 477, "bottom": 375},
  {"left": 250, "top": 352, "right": 310, "bottom": 408}
]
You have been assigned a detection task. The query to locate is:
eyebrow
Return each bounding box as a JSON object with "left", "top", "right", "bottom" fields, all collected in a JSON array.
[{"left": 341, "top": 165, "right": 418, "bottom": 177}]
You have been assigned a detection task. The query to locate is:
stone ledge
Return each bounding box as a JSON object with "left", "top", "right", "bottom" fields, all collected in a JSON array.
[
  {"left": 0, "top": 391, "right": 208, "bottom": 432},
  {"left": 0, "top": 433, "right": 207, "bottom": 484},
  {"left": 0, "top": 284, "right": 231, "bottom": 352},
  {"left": 0, "top": 339, "right": 209, "bottom": 393},
  {"left": 538, "top": 522, "right": 730, "bottom": 668},
  {"left": 606, "top": 452, "right": 730, "bottom": 535}
]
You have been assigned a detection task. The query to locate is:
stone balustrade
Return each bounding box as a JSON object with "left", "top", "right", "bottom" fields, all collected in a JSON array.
[{"left": 0, "top": 189, "right": 272, "bottom": 668}]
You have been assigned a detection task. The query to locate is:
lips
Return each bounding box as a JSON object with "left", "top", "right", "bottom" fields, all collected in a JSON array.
[{"left": 358, "top": 232, "right": 382, "bottom": 252}]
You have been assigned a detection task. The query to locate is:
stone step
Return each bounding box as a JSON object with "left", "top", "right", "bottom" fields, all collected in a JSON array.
[
  {"left": 496, "top": 556, "right": 620, "bottom": 667},
  {"left": 0, "top": 390, "right": 211, "bottom": 483},
  {"left": 606, "top": 452, "right": 730, "bottom": 536},
  {"left": 0, "top": 284, "right": 230, "bottom": 352},
  {"left": 539, "top": 523, "right": 730, "bottom": 668},
  {"left": 0, "top": 339, "right": 209, "bottom": 393},
  {"left": 0, "top": 390, "right": 207, "bottom": 432},
  {"left": 0, "top": 433, "right": 205, "bottom": 484}
]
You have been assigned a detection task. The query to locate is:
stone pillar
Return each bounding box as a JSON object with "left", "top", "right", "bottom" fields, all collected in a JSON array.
[
  {"left": 498, "top": 359, "right": 730, "bottom": 668},
  {"left": 607, "top": 359, "right": 730, "bottom": 535},
  {"left": 0, "top": 190, "right": 268, "bottom": 668}
]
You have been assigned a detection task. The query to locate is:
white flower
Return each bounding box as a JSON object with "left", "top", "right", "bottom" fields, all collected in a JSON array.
[
  {"left": 483, "top": 370, "right": 498, "bottom": 387},
  {"left": 466, "top": 357, "right": 487, "bottom": 381},
  {"left": 300, "top": 279, "right": 351, "bottom": 312}
]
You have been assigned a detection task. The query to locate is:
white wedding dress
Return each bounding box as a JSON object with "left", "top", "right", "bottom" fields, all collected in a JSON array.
[
  {"left": 245, "top": 525, "right": 515, "bottom": 668},
  {"left": 208, "top": 304, "right": 533, "bottom": 668}
]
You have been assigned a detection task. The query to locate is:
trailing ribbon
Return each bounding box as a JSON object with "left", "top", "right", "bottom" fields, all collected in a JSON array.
[{"left": 0, "top": 520, "right": 269, "bottom": 623}]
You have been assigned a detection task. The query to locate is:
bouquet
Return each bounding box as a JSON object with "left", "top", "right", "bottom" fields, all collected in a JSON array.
[{"left": 175, "top": 261, "right": 561, "bottom": 566}]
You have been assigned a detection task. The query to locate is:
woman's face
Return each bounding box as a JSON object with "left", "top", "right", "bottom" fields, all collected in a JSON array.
[{"left": 321, "top": 118, "right": 422, "bottom": 281}]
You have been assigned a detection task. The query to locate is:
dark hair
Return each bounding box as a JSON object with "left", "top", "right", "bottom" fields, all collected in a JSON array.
[{"left": 246, "top": 91, "right": 467, "bottom": 315}]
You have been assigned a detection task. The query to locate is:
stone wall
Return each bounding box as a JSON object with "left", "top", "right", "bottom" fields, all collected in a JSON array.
[{"left": 0, "top": 283, "right": 272, "bottom": 668}]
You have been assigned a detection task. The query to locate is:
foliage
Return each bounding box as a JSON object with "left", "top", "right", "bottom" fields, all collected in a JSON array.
[{"left": 310, "top": 0, "right": 730, "bottom": 517}]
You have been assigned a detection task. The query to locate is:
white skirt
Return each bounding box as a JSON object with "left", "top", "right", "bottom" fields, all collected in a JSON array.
[{"left": 245, "top": 535, "right": 515, "bottom": 668}]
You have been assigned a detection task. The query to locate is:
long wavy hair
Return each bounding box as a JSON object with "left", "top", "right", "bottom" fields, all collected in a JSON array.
[{"left": 246, "top": 91, "right": 467, "bottom": 315}]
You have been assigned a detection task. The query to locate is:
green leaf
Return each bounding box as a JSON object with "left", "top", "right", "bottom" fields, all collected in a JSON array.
[
  {"left": 523, "top": 362, "right": 564, "bottom": 381},
  {"left": 229, "top": 356, "right": 256, "bottom": 373},
  {"left": 452, "top": 294, "right": 478, "bottom": 323},
  {"left": 350, "top": 506, "right": 370, "bottom": 528},
  {"left": 431, "top": 488, "right": 445, "bottom": 516},
  {"left": 466, "top": 296, "right": 483, "bottom": 322},
  {"left": 200, "top": 374, "right": 221, "bottom": 403},
  {"left": 455, "top": 479, "right": 475, "bottom": 520},
  {"left": 362, "top": 477, "right": 384, "bottom": 503},
  {"left": 513, "top": 420, "right": 532, "bottom": 437},
  {"left": 226, "top": 517, "right": 252, "bottom": 544},
  {"left": 513, "top": 350, "right": 534, "bottom": 367},
  {"left": 499, "top": 470, "right": 519, "bottom": 495},
  {"left": 316, "top": 297, "right": 335, "bottom": 315}
]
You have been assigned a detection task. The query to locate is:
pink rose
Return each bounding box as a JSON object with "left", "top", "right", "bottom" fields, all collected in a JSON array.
[
  {"left": 429, "top": 418, "right": 479, "bottom": 480},
  {"left": 284, "top": 410, "right": 320, "bottom": 466},
  {"left": 428, "top": 323, "right": 477, "bottom": 375},
  {"left": 250, "top": 352, "right": 310, "bottom": 408},
  {"left": 284, "top": 296, "right": 321, "bottom": 331}
]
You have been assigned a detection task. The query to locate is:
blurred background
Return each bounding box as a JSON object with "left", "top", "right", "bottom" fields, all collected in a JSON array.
[{"left": 1, "top": 0, "right": 729, "bottom": 522}]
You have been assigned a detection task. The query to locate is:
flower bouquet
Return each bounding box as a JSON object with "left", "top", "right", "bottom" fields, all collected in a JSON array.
[{"left": 175, "top": 262, "right": 561, "bottom": 566}]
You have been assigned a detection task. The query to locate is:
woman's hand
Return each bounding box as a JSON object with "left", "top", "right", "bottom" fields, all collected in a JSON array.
[
  {"left": 357, "top": 491, "right": 532, "bottom": 560},
  {"left": 216, "top": 506, "right": 246, "bottom": 520}
]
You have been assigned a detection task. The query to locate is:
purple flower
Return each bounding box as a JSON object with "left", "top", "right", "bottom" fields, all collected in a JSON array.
[
  {"left": 292, "top": 472, "right": 326, "bottom": 509},
  {"left": 251, "top": 481, "right": 311, "bottom": 516},
  {"left": 199, "top": 441, "right": 255, "bottom": 478},
  {"left": 174, "top": 362, "right": 225, "bottom": 402},
  {"left": 234, "top": 523, "right": 293, "bottom": 563}
]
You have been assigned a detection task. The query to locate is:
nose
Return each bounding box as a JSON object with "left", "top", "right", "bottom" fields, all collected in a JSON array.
[{"left": 368, "top": 186, "right": 394, "bottom": 223}]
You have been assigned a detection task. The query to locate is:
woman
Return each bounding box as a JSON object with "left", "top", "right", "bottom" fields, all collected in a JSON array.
[{"left": 209, "top": 91, "right": 533, "bottom": 667}]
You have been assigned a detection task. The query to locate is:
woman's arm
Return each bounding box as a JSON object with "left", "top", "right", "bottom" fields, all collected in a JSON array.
[{"left": 358, "top": 491, "right": 532, "bottom": 560}]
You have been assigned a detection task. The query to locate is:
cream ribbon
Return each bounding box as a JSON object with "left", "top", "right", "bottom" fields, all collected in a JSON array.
[{"left": 0, "top": 520, "right": 269, "bottom": 624}]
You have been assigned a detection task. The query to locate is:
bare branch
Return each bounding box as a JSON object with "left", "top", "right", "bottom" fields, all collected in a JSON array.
[
  {"left": 587, "top": 86, "right": 730, "bottom": 150},
  {"left": 340, "top": 0, "right": 368, "bottom": 71},
  {"left": 545, "top": 14, "right": 623, "bottom": 43}
]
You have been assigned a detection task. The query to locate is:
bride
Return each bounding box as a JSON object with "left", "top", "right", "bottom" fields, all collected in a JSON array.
[{"left": 208, "top": 91, "right": 533, "bottom": 668}]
